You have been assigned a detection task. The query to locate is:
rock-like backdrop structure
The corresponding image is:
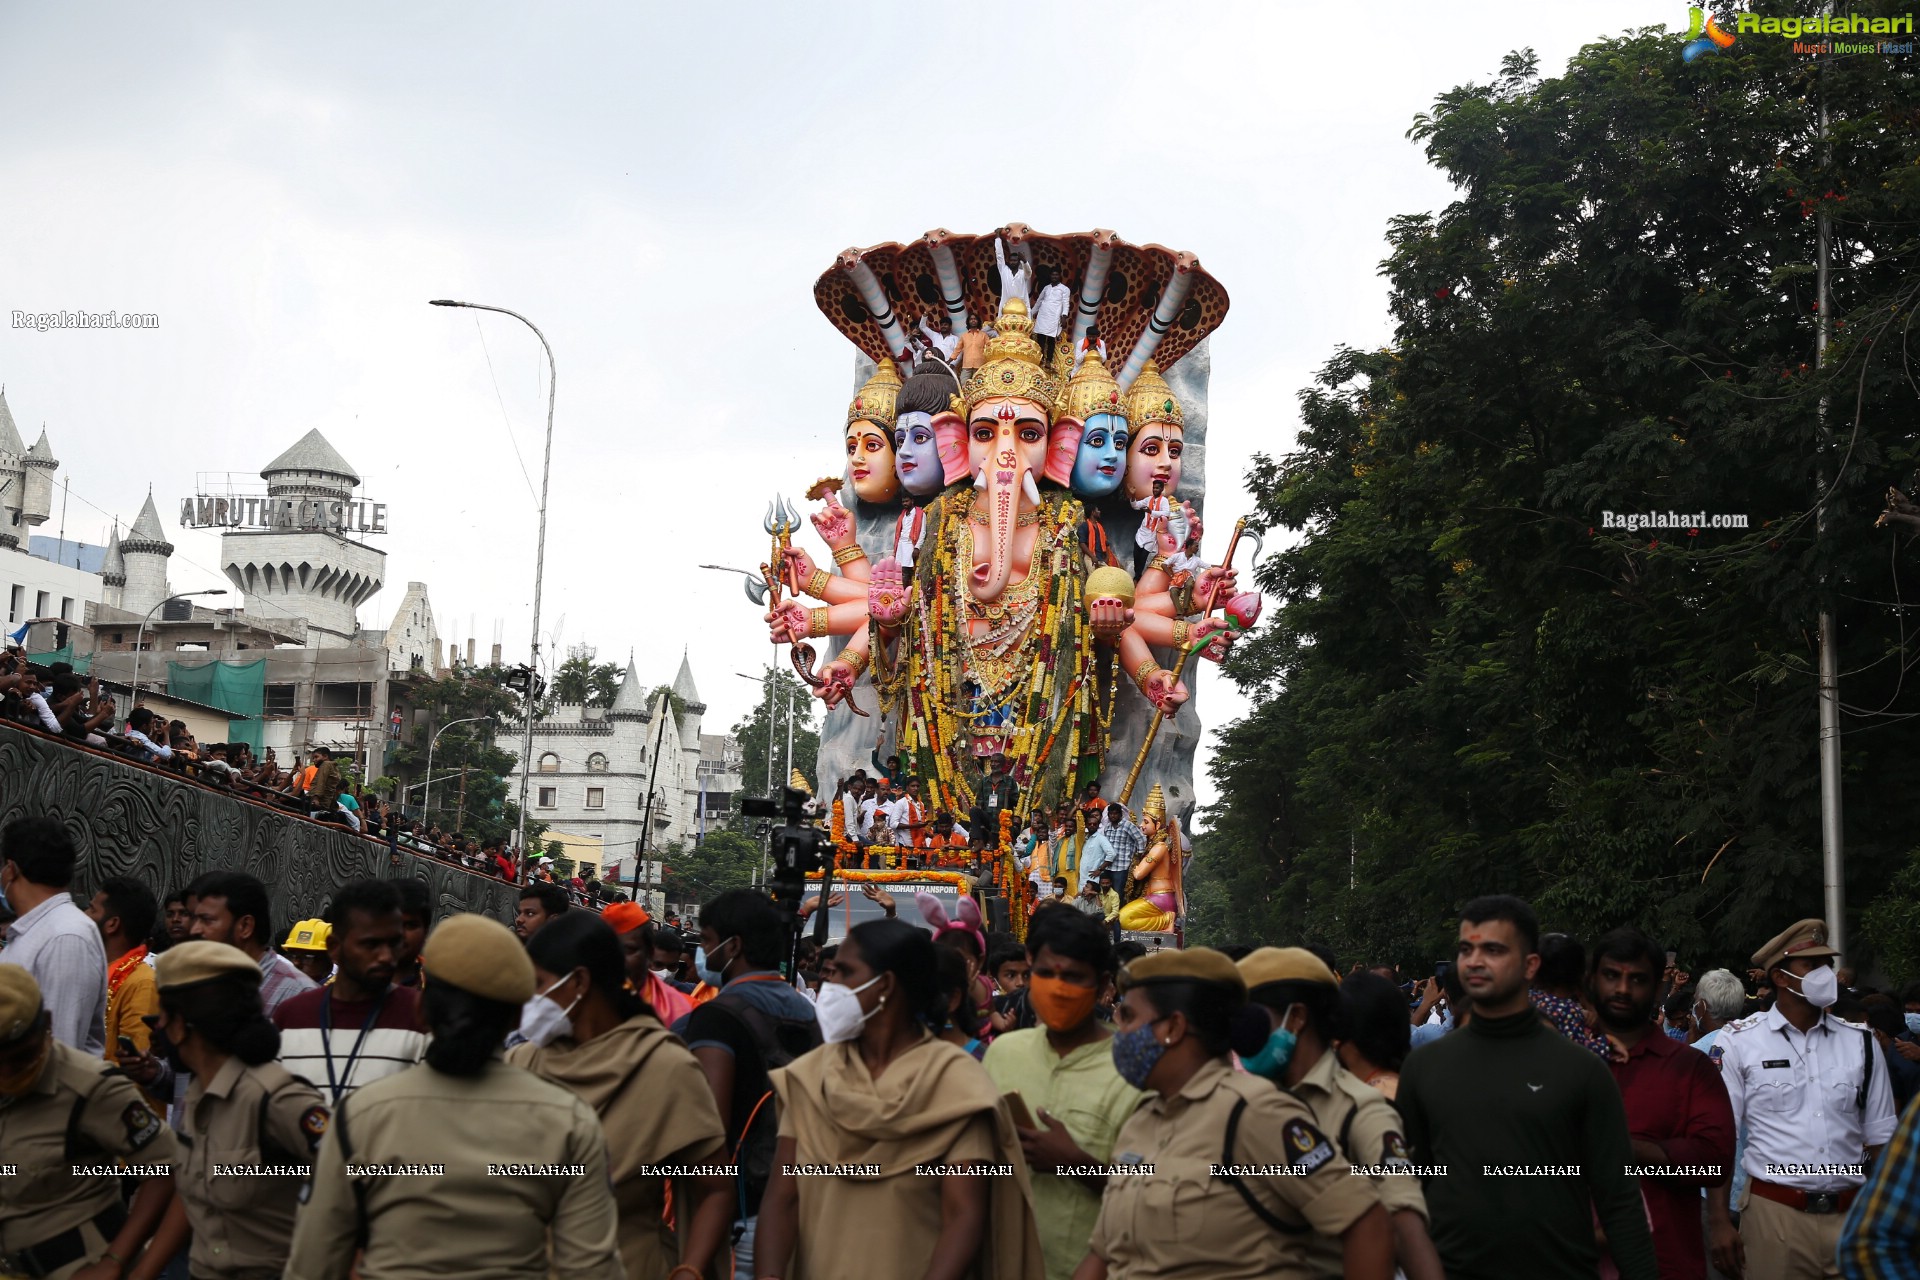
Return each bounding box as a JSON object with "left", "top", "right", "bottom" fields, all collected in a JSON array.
[{"left": 0, "top": 722, "right": 519, "bottom": 925}]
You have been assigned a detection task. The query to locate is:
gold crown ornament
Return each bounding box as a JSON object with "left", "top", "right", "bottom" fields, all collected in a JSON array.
[
  {"left": 789, "top": 768, "right": 813, "bottom": 795},
  {"left": 1141, "top": 783, "right": 1167, "bottom": 823},
  {"left": 847, "top": 357, "right": 904, "bottom": 429},
  {"left": 1125, "top": 360, "right": 1183, "bottom": 431},
  {"left": 1055, "top": 346, "right": 1126, "bottom": 426},
  {"left": 961, "top": 300, "right": 1060, "bottom": 416}
]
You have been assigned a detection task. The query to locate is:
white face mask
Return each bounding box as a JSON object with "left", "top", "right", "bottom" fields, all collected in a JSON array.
[
  {"left": 1789, "top": 964, "right": 1840, "bottom": 1009},
  {"left": 815, "top": 975, "right": 883, "bottom": 1044},
  {"left": 518, "top": 972, "right": 584, "bottom": 1047}
]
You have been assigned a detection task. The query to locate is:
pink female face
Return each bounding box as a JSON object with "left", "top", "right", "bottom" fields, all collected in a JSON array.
[
  {"left": 1124, "top": 424, "right": 1184, "bottom": 504},
  {"left": 846, "top": 420, "right": 901, "bottom": 505}
]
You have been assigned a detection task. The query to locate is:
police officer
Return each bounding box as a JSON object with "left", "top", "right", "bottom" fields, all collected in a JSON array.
[
  {"left": 1233, "top": 948, "right": 1443, "bottom": 1280},
  {"left": 283, "top": 913, "right": 623, "bottom": 1280},
  {"left": 1077, "top": 948, "right": 1393, "bottom": 1280},
  {"left": 125, "top": 942, "right": 329, "bottom": 1280},
  {"left": 0, "top": 964, "right": 178, "bottom": 1280},
  {"left": 1708, "top": 918, "right": 1897, "bottom": 1280}
]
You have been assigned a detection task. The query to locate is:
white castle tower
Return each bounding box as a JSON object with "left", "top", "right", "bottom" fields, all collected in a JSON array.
[
  {"left": 220, "top": 429, "right": 385, "bottom": 647},
  {"left": 0, "top": 389, "right": 57, "bottom": 551},
  {"left": 119, "top": 494, "right": 175, "bottom": 616},
  {"left": 100, "top": 529, "right": 126, "bottom": 609}
]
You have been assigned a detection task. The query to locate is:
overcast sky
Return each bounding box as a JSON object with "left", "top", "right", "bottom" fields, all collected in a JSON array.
[{"left": 0, "top": 1, "right": 1672, "bottom": 819}]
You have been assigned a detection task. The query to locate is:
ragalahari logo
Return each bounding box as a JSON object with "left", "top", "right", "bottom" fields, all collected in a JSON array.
[{"left": 1683, "top": 7, "right": 1738, "bottom": 61}]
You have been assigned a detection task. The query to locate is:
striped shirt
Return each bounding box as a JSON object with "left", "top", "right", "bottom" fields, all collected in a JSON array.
[
  {"left": 1840, "top": 1094, "right": 1920, "bottom": 1279},
  {"left": 273, "top": 984, "right": 426, "bottom": 1104},
  {"left": 258, "top": 949, "right": 318, "bottom": 1016}
]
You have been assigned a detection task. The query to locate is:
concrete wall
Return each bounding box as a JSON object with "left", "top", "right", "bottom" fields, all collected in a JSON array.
[
  {"left": 2, "top": 546, "right": 107, "bottom": 627},
  {"left": 0, "top": 719, "right": 519, "bottom": 926}
]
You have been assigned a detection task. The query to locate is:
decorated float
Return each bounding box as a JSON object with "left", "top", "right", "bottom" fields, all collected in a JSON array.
[{"left": 747, "top": 225, "right": 1260, "bottom": 942}]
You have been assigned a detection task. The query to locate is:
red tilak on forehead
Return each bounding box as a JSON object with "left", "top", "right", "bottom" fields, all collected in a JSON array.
[{"left": 997, "top": 403, "right": 1017, "bottom": 423}]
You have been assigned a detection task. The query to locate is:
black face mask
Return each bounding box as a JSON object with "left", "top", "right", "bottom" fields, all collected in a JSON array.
[{"left": 141, "top": 1015, "right": 187, "bottom": 1073}]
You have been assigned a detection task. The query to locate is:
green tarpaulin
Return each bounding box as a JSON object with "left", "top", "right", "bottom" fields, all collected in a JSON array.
[
  {"left": 167, "top": 658, "right": 266, "bottom": 753},
  {"left": 24, "top": 645, "right": 91, "bottom": 673}
]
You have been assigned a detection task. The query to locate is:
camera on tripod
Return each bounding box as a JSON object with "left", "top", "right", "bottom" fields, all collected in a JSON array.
[{"left": 742, "top": 785, "right": 830, "bottom": 980}]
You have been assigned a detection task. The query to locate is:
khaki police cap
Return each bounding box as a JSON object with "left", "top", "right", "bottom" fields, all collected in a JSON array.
[
  {"left": 155, "top": 940, "right": 262, "bottom": 991},
  {"left": 1752, "top": 917, "right": 1841, "bottom": 972},
  {"left": 0, "top": 964, "right": 45, "bottom": 1045},
  {"left": 1120, "top": 946, "right": 1245, "bottom": 993},
  {"left": 1237, "top": 946, "right": 1338, "bottom": 994},
  {"left": 283, "top": 918, "right": 332, "bottom": 952},
  {"left": 421, "top": 912, "right": 535, "bottom": 1004}
]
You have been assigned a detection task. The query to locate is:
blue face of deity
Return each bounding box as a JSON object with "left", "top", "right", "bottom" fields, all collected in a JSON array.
[
  {"left": 1070, "top": 414, "right": 1130, "bottom": 499},
  {"left": 894, "top": 418, "right": 943, "bottom": 497}
]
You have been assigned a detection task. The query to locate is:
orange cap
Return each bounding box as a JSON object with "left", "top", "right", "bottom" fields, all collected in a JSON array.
[{"left": 602, "top": 901, "right": 650, "bottom": 934}]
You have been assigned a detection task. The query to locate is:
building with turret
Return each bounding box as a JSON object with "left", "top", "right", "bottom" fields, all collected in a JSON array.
[{"left": 0, "top": 388, "right": 109, "bottom": 634}]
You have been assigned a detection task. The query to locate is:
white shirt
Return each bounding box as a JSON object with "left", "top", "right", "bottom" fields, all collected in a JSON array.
[
  {"left": 124, "top": 728, "right": 172, "bottom": 762},
  {"left": 24, "top": 691, "right": 62, "bottom": 733},
  {"left": 3, "top": 892, "right": 108, "bottom": 1054},
  {"left": 994, "top": 238, "right": 1031, "bottom": 309},
  {"left": 1033, "top": 282, "right": 1072, "bottom": 337},
  {"left": 1715, "top": 1005, "right": 1897, "bottom": 1192},
  {"left": 917, "top": 317, "right": 958, "bottom": 360},
  {"left": 1071, "top": 337, "right": 1108, "bottom": 375}
]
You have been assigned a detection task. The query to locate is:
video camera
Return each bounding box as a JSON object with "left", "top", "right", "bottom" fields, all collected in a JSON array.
[{"left": 742, "top": 785, "right": 830, "bottom": 979}]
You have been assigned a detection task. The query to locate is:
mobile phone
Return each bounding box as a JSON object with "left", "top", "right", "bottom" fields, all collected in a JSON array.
[
  {"left": 1434, "top": 961, "right": 1452, "bottom": 983},
  {"left": 1666, "top": 950, "right": 1677, "bottom": 968},
  {"left": 1003, "top": 1090, "right": 1036, "bottom": 1130},
  {"left": 117, "top": 1036, "right": 137, "bottom": 1056}
]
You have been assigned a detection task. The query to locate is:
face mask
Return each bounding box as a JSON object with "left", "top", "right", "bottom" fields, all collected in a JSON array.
[
  {"left": 816, "top": 975, "right": 883, "bottom": 1044},
  {"left": 518, "top": 973, "right": 583, "bottom": 1048},
  {"left": 1794, "top": 964, "right": 1840, "bottom": 1009},
  {"left": 1242, "top": 1006, "right": 1299, "bottom": 1080},
  {"left": 694, "top": 938, "right": 735, "bottom": 989},
  {"left": 1028, "top": 976, "right": 1098, "bottom": 1032},
  {"left": 1905, "top": 1012, "right": 1920, "bottom": 1037},
  {"left": 0, "top": 1031, "right": 51, "bottom": 1097},
  {"left": 1664, "top": 1025, "right": 1690, "bottom": 1042},
  {"left": 1111, "top": 1019, "right": 1168, "bottom": 1090}
]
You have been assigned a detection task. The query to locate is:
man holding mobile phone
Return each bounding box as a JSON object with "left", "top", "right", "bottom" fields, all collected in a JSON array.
[{"left": 84, "top": 876, "right": 166, "bottom": 1116}]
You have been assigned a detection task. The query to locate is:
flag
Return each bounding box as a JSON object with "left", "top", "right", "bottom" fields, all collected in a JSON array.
[{"left": 7, "top": 622, "right": 29, "bottom": 645}]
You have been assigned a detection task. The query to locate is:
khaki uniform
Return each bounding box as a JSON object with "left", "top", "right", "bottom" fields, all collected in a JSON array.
[
  {"left": 1286, "top": 1051, "right": 1423, "bottom": 1278},
  {"left": 0, "top": 1041, "right": 180, "bottom": 1279},
  {"left": 1087, "top": 1057, "right": 1379, "bottom": 1279},
  {"left": 282, "top": 1056, "right": 622, "bottom": 1280},
  {"left": 175, "top": 1056, "right": 329, "bottom": 1280}
]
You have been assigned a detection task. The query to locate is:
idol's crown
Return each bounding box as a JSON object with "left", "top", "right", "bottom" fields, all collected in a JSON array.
[
  {"left": 1056, "top": 346, "right": 1125, "bottom": 426},
  {"left": 962, "top": 300, "right": 1060, "bottom": 416},
  {"left": 1125, "top": 360, "right": 1183, "bottom": 431},
  {"left": 848, "top": 357, "right": 904, "bottom": 429}
]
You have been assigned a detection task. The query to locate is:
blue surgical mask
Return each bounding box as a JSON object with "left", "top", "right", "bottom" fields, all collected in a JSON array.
[
  {"left": 1111, "top": 1020, "right": 1169, "bottom": 1090},
  {"left": 694, "top": 938, "right": 734, "bottom": 988},
  {"left": 1665, "top": 1025, "right": 1690, "bottom": 1042},
  {"left": 1242, "top": 1005, "right": 1299, "bottom": 1080},
  {"left": 1904, "top": 1012, "right": 1920, "bottom": 1037}
]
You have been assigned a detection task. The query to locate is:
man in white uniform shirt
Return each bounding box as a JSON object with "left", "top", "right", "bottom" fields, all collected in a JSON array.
[
  {"left": 1032, "top": 266, "right": 1072, "bottom": 364},
  {"left": 1708, "top": 918, "right": 1897, "bottom": 1280}
]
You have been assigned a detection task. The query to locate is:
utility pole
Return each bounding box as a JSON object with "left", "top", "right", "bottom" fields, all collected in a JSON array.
[
  {"left": 1813, "top": 31, "right": 1845, "bottom": 955},
  {"left": 456, "top": 763, "right": 469, "bottom": 834},
  {"left": 785, "top": 681, "right": 796, "bottom": 786},
  {"left": 632, "top": 685, "right": 675, "bottom": 907}
]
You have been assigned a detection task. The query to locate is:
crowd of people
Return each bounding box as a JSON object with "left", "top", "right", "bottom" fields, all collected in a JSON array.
[
  {"left": 6, "top": 804, "right": 1920, "bottom": 1280},
  {"left": 0, "top": 650, "right": 619, "bottom": 908}
]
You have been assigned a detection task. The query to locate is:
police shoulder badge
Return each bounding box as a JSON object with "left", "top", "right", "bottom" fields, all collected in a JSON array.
[
  {"left": 1282, "top": 1118, "right": 1335, "bottom": 1174},
  {"left": 123, "top": 1101, "right": 162, "bottom": 1150},
  {"left": 299, "top": 1105, "right": 330, "bottom": 1149},
  {"left": 1381, "top": 1130, "right": 1412, "bottom": 1167}
]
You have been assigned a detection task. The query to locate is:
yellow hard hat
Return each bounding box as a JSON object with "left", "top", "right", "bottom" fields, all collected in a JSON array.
[{"left": 283, "top": 919, "right": 332, "bottom": 953}]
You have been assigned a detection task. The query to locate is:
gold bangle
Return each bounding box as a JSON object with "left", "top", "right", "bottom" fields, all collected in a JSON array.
[
  {"left": 841, "top": 649, "right": 870, "bottom": 675},
  {"left": 807, "top": 567, "right": 832, "bottom": 598},
  {"left": 809, "top": 607, "right": 830, "bottom": 638},
  {"left": 833, "top": 544, "right": 866, "bottom": 566},
  {"left": 1147, "top": 554, "right": 1170, "bottom": 574},
  {"left": 1172, "top": 620, "right": 1191, "bottom": 648},
  {"left": 1133, "top": 659, "right": 1160, "bottom": 689}
]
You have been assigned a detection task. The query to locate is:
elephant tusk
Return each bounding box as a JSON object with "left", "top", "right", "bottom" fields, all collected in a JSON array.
[
  {"left": 973, "top": 468, "right": 988, "bottom": 490},
  {"left": 1022, "top": 470, "right": 1042, "bottom": 508}
]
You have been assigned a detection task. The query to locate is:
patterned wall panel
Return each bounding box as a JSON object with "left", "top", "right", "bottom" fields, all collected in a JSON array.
[{"left": 0, "top": 722, "right": 519, "bottom": 928}]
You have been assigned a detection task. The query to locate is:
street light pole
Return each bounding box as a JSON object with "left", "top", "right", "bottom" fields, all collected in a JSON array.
[
  {"left": 130, "top": 590, "right": 228, "bottom": 701},
  {"left": 431, "top": 299, "right": 555, "bottom": 880},
  {"left": 424, "top": 714, "right": 492, "bottom": 827}
]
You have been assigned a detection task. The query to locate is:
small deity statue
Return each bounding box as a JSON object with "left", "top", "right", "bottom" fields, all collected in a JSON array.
[{"left": 1116, "top": 784, "right": 1183, "bottom": 933}]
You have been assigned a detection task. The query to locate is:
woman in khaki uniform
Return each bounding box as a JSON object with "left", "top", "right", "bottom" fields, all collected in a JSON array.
[
  {"left": 509, "top": 912, "right": 732, "bottom": 1280},
  {"left": 125, "top": 942, "right": 328, "bottom": 1280},
  {"left": 754, "top": 918, "right": 1045, "bottom": 1280},
  {"left": 1074, "top": 949, "right": 1394, "bottom": 1280}
]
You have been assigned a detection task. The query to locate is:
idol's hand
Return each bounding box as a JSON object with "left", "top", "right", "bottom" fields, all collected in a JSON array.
[
  {"left": 1154, "top": 520, "right": 1181, "bottom": 557},
  {"left": 1142, "top": 668, "right": 1189, "bottom": 715},
  {"left": 783, "top": 546, "right": 823, "bottom": 596},
  {"left": 818, "top": 659, "right": 857, "bottom": 708},
  {"left": 811, "top": 492, "right": 854, "bottom": 546},
  {"left": 766, "top": 601, "right": 809, "bottom": 646},
  {"left": 1086, "top": 597, "right": 1134, "bottom": 643},
  {"left": 1182, "top": 502, "right": 1203, "bottom": 545},
  {"left": 868, "top": 558, "right": 908, "bottom": 626},
  {"left": 1196, "top": 563, "right": 1238, "bottom": 604},
  {"left": 1193, "top": 616, "right": 1236, "bottom": 663}
]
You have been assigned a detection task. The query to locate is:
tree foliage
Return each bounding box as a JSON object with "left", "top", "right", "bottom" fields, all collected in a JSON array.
[
  {"left": 389, "top": 665, "right": 545, "bottom": 847},
  {"left": 662, "top": 831, "right": 762, "bottom": 907},
  {"left": 1194, "top": 22, "right": 1920, "bottom": 982},
  {"left": 730, "top": 669, "right": 821, "bottom": 804},
  {"left": 551, "top": 644, "right": 622, "bottom": 709}
]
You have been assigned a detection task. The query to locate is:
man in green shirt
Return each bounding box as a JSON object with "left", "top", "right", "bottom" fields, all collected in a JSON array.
[
  {"left": 1398, "top": 894, "right": 1657, "bottom": 1280},
  {"left": 983, "top": 903, "right": 1143, "bottom": 1280}
]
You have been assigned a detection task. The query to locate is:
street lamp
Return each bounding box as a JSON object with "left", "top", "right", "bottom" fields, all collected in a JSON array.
[
  {"left": 131, "top": 590, "right": 228, "bottom": 701},
  {"left": 431, "top": 298, "right": 555, "bottom": 877},
  {"left": 423, "top": 715, "right": 492, "bottom": 827}
]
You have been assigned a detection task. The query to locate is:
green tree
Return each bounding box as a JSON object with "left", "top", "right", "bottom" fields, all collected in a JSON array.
[
  {"left": 731, "top": 669, "right": 820, "bottom": 803},
  {"left": 390, "top": 665, "right": 545, "bottom": 848},
  {"left": 661, "top": 832, "right": 762, "bottom": 907},
  {"left": 1195, "top": 25, "right": 1920, "bottom": 977},
  {"left": 551, "top": 644, "right": 622, "bottom": 708}
]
